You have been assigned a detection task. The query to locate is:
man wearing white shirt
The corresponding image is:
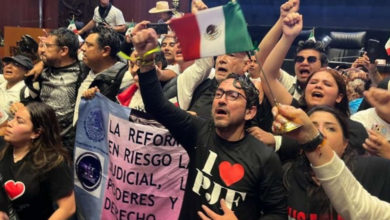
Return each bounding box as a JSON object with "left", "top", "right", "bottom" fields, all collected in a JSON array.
[{"left": 78, "top": 0, "right": 126, "bottom": 35}]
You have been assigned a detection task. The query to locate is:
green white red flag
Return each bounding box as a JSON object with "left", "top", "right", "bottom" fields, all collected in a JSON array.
[
  {"left": 68, "top": 19, "right": 78, "bottom": 34},
  {"left": 169, "top": 2, "right": 253, "bottom": 61},
  {"left": 385, "top": 36, "right": 390, "bottom": 56}
]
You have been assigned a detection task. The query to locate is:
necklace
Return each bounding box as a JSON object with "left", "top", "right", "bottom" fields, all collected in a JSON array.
[{"left": 13, "top": 150, "right": 29, "bottom": 162}]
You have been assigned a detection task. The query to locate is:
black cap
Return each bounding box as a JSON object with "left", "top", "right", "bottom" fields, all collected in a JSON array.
[{"left": 2, "top": 55, "right": 33, "bottom": 70}]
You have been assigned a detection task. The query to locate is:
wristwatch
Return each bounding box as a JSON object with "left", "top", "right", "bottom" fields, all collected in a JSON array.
[{"left": 301, "top": 132, "right": 324, "bottom": 152}]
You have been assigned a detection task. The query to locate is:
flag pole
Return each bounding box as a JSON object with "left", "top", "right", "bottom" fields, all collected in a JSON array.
[{"left": 256, "top": 57, "right": 303, "bottom": 133}]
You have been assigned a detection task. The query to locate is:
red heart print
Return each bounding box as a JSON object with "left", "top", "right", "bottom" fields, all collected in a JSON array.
[
  {"left": 4, "top": 180, "right": 25, "bottom": 200},
  {"left": 219, "top": 161, "right": 244, "bottom": 186}
]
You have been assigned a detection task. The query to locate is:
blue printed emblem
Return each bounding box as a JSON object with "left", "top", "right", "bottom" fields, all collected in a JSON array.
[
  {"left": 75, "top": 152, "right": 102, "bottom": 191},
  {"left": 84, "top": 109, "right": 105, "bottom": 142}
]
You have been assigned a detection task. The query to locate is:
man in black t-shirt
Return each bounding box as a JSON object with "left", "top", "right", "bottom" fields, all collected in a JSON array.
[
  {"left": 25, "top": 28, "right": 83, "bottom": 154},
  {"left": 132, "top": 25, "right": 286, "bottom": 220}
]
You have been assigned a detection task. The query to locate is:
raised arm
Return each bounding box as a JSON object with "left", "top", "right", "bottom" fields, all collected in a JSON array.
[
  {"left": 351, "top": 53, "right": 383, "bottom": 86},
  {"left": 132, "top": 22, "right": 200, "bottom": 147},
  {"left": 78, "top": 20, "right": 96, "bottom": 36},
  {"left": 177, "top": 57, "right": 213, "bottom": 110},
  {"left": 261, "top": 12, "right": 302, "bottom": 106},
  {"left": 272, "top": 104, "right": 390, "bottom": 220},
  {"left": 256, "top": 0, "right": 300, "bottom": 65}
]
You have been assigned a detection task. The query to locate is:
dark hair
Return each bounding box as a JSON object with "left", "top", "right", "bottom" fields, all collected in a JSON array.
[
  {"left": 154, "top": 51, "right": 168, "bottom": 69},
  {"left": 161, "top": 35, "right": 176, "bottom": 44},
  {"left": 284, "top": 105, "right": 356, "bottom": 215},
  {"left": 91, "top": 26, "right": 121, "bottom": 59},
  {"left": 296, "top": 40, "right": 328, "bottom": 67},
  {"left": 50, "top": 27, "right": 79, "bottom": 60},
  {"left": 224, "top": 73, "right": 259, "bottom": 108},
  {"left": 0, "top": 102, "right": 69, "bottom": 173},
  {"left": 301, "top": 68, "right": 350, "bottom": 116},
  {"left": 307, "top": 105, "right": 349, "bottom": 140}
]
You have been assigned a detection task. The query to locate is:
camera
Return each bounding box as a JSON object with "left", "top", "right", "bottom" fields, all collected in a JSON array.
[
  {"left": 147, "top": 23, "right": 168, "bottom": 35},
  {"left": 97, "top": 21, "right": 108, "bottom": 27},
  {"left": 366, "top": 39, "right": 381, "bottom": 64}
]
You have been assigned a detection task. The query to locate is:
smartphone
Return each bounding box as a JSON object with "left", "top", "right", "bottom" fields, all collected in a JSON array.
[
  {"left": 366, "top": 39, "right": 381, "bottom": 64},
  {"left": 147, "top": 23, "right": 168, "bottom": 35}
]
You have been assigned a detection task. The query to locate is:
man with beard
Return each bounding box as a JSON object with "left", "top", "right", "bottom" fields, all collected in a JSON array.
[
  {"left": 78, "top": 0, "right": 126, "bottom": 35},
  {"left": 132, "top": 25, "right": 286, "bottom": 220},
  {"left": 24, "top": 27, "right": 83, "bottom": 154}
]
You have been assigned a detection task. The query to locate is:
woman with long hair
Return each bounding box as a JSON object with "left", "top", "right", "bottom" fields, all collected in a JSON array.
[
  {"left": 282, "top": 106, "right": 390, "bottom": 219},
  {"left": 269, "top": 103, "right": 390, "bottom": 220},
  {"left": 0, "top": 102, "right": 75, "bottom": 220}
]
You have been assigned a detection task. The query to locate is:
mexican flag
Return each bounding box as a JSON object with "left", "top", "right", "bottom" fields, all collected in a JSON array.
[
  {"left": 385, "top": 36, "right": 390, "bottom": 56},
  {"left": 308, "top": 28, "right": 316, "bottom": 42},
  {"left": 169, "top": 2, "right": 253, "bottom": 61},
  {"left": 68, "top": 19, "right": 78, "bottom": 33}
]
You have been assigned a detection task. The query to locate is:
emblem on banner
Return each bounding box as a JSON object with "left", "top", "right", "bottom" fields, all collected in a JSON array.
[
  {"left": 84, "top": 109, "right": 105, "bottom": 142},
  {"left": 75, "top": 152, "right": 103, "bottom": 192}
]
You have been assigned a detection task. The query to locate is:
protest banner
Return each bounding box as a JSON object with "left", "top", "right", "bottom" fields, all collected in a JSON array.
[{"left": 74, "top": 93, "right": 189, "bottom": 220}]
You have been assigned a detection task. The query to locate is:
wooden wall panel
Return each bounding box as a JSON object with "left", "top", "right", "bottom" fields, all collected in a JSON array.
[
  {"left": 1, "top": 0, "right": 40, "bottom": 28},
  {"left": 0, "top": 0, "right": 191, "bottom": 36},
  {"left": 3, "top": 26, "right": 48, "bottom": 57},
  {"left": 0, "top": 0, "right": 58, "bottom": 32}
]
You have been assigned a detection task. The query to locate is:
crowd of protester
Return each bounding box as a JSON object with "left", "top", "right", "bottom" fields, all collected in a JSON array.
[{"left": 1, "top": 0, "right": 390, "bottom": 219}]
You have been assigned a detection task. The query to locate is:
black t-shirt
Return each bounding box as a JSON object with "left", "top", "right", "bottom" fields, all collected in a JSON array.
[
  {"left": 139, "top": 69, "right": 287, "bottom": 220},
  {"left": 246, "top": 98, "right": 274, "bottom": 132},
  {"left": 0, "top": 148, "right": 73, "bottom": 220},
  {"left": 285, "top": 155, "right": 390, "bottom": 220},
  {"left": 188, "top": 78, "right": 218, "bottom": 120}
]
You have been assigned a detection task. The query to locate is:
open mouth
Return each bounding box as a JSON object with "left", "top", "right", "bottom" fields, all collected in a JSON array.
[
  {"left": 215, "top": 108, "right": 228, "bottom": 116},
  {"left": 217, "top": 67, "right": 228, "bottom": 73},
  {"left": 300, "top": 69, "right": 310, "bottom": 75},
  {"left": 311, "top": 91, "right": 324, "bottom": 98}
]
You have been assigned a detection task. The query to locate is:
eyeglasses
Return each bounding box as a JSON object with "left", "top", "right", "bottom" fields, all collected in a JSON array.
[
  {"left": 41, "top": 42, "right": 58, "bottom": 49},
  {"left": 295, "top": 56, "right": 318, "bottom": 63},
  {"left": 215, "top": 88, "right": 246, "bottom": 101}
]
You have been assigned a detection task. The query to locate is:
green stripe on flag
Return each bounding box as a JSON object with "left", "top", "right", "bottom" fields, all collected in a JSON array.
[{"left": 223, "top": 2, "right": 253, "bottom": 53}]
